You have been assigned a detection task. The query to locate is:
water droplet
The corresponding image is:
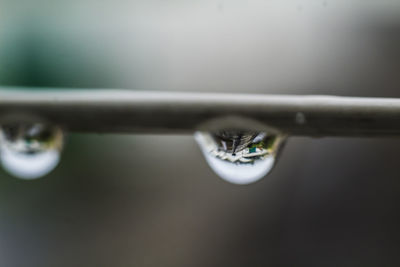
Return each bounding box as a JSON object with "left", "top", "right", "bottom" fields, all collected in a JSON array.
[
  {"left": 295, "top": 112, "right": 306, "bottom": 125},
  {"left": 195, "top": 130, "right": 286, "bottom": 184},
  {"left": 0, "top": 123, "right": 64, "bottom": 179}
]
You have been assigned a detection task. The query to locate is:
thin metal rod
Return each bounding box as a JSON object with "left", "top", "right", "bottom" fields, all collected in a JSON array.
[{"left": 0, "top": 88, "right": 400, "bottom": 137}]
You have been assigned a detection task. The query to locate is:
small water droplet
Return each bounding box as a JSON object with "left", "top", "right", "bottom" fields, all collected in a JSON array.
[
  {"left": 295, "top": 112, "right": 306, "bottom": 125},
  {"left": 0, "top": 123, "right": 64, "bottom": 179},
  {"left": 195, "top": 130, "right": 286, "bottom": 184}
]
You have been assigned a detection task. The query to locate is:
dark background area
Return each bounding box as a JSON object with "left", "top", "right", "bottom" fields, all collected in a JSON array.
[{"left": 0, "top": 1, "right": 400, "bottom": 266}]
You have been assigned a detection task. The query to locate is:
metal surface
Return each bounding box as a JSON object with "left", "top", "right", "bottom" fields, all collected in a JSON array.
[{"left": 0, "top": 88, "right": 400, "bottom": 137}]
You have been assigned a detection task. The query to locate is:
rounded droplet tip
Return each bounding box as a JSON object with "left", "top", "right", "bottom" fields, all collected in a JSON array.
[
  {"left": 195, "top": 130, "right": 285, "bottom": 185},
  {"left": 202, "top": 150, "right": 275, "bottom": 184},
  {"left": 0, "top": 123, "right": 64, "bottom": 179}
]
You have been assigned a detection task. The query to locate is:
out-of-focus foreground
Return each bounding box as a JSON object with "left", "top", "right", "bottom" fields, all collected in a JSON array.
[{"left": 1, "top": 1, "right": 400, "bottom": 266}]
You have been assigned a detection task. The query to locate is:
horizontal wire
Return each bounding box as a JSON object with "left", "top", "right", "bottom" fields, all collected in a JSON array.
[{"left": 0, "top": 88, "right": 400, "bottom": 137}]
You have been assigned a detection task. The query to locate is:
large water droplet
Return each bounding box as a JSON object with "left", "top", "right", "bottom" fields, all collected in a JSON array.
[
  {"left": 195, "top": 130, "right": 286, "bottom": 184},
  {"left": 0, "top": 123, "right": 64, "bottom": 179}
]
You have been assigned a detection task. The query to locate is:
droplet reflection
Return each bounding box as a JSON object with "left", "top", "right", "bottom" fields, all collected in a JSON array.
[
  {"left": 0, "top": 123, "right": 64, "bottom": 179},
  {"left": 195, "top": 130, "right": 285, "bottom": 184}
]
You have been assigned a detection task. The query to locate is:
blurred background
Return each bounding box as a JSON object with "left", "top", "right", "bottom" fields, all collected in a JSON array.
[{"left": 1, "top": 0, "right": 400, "bottom": 266}]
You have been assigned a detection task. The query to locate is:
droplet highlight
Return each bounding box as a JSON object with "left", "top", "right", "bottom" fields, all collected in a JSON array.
[
  {"left": 0, "top": 123, "right": 64, "bottom": 179},
  {"left": 195, "top": 130, "right": 286, "bottom": 184}
]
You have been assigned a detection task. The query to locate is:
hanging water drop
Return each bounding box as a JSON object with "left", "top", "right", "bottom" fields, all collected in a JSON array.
[
  {"left": 0, "top": 123, "right": 64, "bottom": 179},
  {"left": 195, "top": 130, "right": 285, "bottom": 184}
]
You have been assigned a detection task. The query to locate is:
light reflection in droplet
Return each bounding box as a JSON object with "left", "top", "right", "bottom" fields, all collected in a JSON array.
[
  {"left": 0, "top": 124, "right": 64, "bottom": 179},
  {"left": 195, "top": 130, "right": 285, "bottom": 184}
]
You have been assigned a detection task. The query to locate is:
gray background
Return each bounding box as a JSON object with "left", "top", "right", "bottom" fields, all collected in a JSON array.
[{"left": 0, "top": 0, "right": 400, "bottom": 266}]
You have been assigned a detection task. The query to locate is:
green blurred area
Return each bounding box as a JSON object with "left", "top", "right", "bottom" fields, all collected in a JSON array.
[{"left": 1, "top": 1, "right": 400, "bottom": 266}]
